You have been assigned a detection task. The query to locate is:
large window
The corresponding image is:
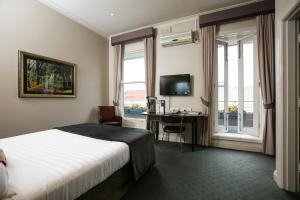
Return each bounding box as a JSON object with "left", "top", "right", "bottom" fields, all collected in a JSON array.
[
  {"left": 122, "top": 48, "right": 146, "bottom": 119},
  {"left": 215, "top": 36, "right": 260, "bottom": 137}
]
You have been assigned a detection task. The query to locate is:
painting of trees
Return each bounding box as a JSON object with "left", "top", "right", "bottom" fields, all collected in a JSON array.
[{"left": 19, "top": 51, "right": 75, "bottom": 97}]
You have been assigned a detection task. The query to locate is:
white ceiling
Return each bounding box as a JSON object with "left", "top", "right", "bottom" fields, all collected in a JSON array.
[{"left": 38, "top": 0, "right": 253, "bottom": 37}]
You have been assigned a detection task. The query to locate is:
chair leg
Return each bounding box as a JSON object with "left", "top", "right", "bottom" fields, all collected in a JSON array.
[
  {"left": 178, "top": 133, "right": 182, "bottom": 152},
  {"left": 179, "top": 132, "right": 183, "bottom": 152}
]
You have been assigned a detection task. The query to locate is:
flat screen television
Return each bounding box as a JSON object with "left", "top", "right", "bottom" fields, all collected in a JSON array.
[{"left": 160, "top": 74, "right": 191, "bottom": 96}]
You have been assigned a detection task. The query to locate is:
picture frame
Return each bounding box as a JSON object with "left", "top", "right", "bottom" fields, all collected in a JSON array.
[{"left": 18, "top": 51, "right": 76, "bottom": 98}]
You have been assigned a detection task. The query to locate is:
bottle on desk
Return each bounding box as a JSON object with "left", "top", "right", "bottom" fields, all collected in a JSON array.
[{"left": 156, "top": 100, "right": 165, "bottom": 114}]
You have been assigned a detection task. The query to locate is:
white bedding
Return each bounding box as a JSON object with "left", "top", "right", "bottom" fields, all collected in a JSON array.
[{"left": 0, "top": 129, "right": 130, "bottom": 200}]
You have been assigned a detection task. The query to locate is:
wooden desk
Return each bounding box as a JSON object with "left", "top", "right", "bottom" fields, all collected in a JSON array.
[{"left": 142, "top": 112, "right": 207, "bottom": 151}]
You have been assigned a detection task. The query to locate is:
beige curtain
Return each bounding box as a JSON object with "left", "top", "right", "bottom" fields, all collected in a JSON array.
[
  {"left": 257, "top": 13, "right": 275, "bottom": 156},
  {"left": 200, "top": 25, "right": 216, "bottom": 146},
  {"left": 144, "top": 37, "right": 155, "bottom": 97},
  {"left": 113, "top": 44, "right": 124, "bottom": 115},
  {"left": 144, "top": 37, "right": 156, "bottom": 131}
]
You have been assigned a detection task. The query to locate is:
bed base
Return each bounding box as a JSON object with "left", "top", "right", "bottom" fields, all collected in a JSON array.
[{"left": 77, "top": 163, "right": 134, "bottom": 200}]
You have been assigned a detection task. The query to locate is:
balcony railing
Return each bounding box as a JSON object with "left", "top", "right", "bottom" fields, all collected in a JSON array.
[
  {"left": 218, "top": 101, "right": 254, "bottom": 132},
  {"left": 124, "top": 106, "right": 146, "bottom": 119}
]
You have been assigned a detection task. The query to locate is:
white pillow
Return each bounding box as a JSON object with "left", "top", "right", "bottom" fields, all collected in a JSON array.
[
  {"left": 0, "top": 148, "right": 6, "bottom": 166},
  {"left": 0, "top": 162, "right": 8, "bottom": 199},
  {"left": 0, "top": 148, "right": 8, "bottom": 199}
]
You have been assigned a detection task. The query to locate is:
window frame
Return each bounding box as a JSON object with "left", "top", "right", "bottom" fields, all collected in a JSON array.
[{"left": 121, "top": 48, "right": 146, "bottom": 119}]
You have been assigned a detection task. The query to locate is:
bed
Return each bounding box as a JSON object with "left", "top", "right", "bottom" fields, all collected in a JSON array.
[{"left": 0, "top": 123, "right": 155, "bottom": 200}]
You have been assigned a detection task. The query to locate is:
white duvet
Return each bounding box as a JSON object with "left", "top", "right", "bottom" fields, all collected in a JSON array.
[{"left": 0, "top": 129, "right": 130, "bottom": 200}]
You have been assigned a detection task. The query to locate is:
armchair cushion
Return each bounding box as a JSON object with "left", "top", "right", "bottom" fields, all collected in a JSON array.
[{"left": 102, "top": 121, "right": 122, "bottom": 126}]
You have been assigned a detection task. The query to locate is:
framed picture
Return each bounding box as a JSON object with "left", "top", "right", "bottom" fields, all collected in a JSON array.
[{"left": 18, "top": 51, "right": 76, "bottom": 98}]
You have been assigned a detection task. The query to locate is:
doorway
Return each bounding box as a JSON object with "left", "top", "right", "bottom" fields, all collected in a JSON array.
[{"left": 215, "top": 35, "right": 260, "bottom": 138}]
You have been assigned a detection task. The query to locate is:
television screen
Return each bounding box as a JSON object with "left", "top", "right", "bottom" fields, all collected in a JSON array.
[{"left": 160, "top": 74, "right": 191, "bottom": 96}]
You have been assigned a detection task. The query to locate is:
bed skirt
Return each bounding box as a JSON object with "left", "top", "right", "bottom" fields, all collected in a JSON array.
[{"left": 77, "top": 163, "right": 134, "bottom": 200}]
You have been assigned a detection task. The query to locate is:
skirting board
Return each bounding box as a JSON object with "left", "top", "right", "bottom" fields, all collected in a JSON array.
[
  {"left": 212, "top": 139, "right": 263, "bottom": 153},
  {"left": 123, "top": 120, "right": 263, "bottom": 152},
  {"left": 273, "top": 170, "right": 282, "bottom": 188}
]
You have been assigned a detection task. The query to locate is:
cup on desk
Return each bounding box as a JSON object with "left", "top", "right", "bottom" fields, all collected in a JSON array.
[{"left": 170, "top": 107, "right": 180, "bottom": 114}]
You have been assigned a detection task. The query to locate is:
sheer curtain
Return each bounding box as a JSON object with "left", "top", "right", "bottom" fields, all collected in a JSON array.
[
  {"left": 257, "top": 13, "right": 275, "bottom": 155},
  {"left": 200, "top": 25, "right": 216, "bottom": 146},
  {"left": 113, "top": 44, "right": 124, "bottom": 116}
]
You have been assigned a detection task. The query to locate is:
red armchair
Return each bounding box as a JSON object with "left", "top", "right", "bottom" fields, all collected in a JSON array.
[{"left": 98, "top": 106, "right": 122, "bottom": 126}]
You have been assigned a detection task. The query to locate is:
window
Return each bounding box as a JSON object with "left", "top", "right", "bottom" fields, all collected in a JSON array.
[
  {"left": 217, "top": 43, "right": 226, "bottom": 131},
  {"left": 122, "top": 46, "right": 146, "bottom": 119},
  {"left": 215, "top": 35, "right": 260, "bottom": 137}
]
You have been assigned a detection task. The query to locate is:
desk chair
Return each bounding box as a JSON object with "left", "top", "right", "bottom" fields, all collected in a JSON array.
[{"left": 160, "top": 115, "right": 186, "bottom": 152}]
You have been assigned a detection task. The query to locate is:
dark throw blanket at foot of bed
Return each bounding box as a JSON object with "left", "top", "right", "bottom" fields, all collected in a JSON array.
[{"left": 56, "top": 123, "right": 155, "bottom": 181}]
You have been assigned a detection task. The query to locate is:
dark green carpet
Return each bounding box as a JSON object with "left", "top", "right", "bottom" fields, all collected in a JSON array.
[{"left": 122, "top": 142, "right": 300, "bottom": 200}]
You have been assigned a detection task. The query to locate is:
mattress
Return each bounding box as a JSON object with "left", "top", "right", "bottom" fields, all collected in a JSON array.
[{"left": 0, "top": 129, "right": 130, "bottom": 200}]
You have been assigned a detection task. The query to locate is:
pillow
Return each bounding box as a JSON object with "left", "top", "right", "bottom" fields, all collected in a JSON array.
[
  {"left": 0, "top": 148, "right": 8, "bottom": 199},
  {"left": 0, "top": 149, "right": 6, "bottom": 166}
]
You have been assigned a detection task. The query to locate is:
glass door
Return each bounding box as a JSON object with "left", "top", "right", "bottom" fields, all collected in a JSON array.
[
  {"left": 228, "top": 44, "right": 239, "bottom": 133},
  {"left": 215, "top": 36, "right": 260, "bottom": 136},
  {"left": 216, "top": 42, "right": 227, "bottom": 133},
  {"left": 240, "top": 37, "right": 260, "bottom": 136}
]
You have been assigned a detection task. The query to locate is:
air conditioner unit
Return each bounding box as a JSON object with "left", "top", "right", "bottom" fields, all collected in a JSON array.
[{"left": 160, "top": 31, "right": 195, "bottom": 47}]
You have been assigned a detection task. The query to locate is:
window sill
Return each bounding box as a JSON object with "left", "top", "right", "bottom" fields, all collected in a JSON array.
[
  {"left": 122, "top": 118, "right": 146, "bottom": 129},
  {"left": 123, "top": 117, "right": 146, "bottom": 121},
  {"left": 213, "top": 132, "right": 262, "bottom": 144}
]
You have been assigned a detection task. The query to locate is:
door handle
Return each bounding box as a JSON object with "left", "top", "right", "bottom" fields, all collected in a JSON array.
[
  {"left": 225, "top": 113, "right": 229, "bottom": 132},
  {"left": 238, "top": 113, "right": 242, "bottom": 132}
]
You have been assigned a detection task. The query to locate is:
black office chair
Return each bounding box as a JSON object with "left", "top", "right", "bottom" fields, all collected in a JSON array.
[{"left": 160, "top": 115, "right": 186, "bottom": 152}]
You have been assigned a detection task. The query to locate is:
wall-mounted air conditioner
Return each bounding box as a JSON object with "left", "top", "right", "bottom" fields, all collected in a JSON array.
[{"left": 160, "top": 31, "right": 195, "bottom": 47}]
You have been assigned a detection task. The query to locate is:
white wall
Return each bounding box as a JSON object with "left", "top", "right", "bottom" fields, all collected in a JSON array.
[
  {"left": 109, "top": 16, "right": 203, "bottom": 113},
  {"left": 0, "top": 0, "right": 108, "bottom": 138},
  {"left": 154, "top": 20, "right": 203, "bottom": 113},
  {"left": 108, "top": 14, "right": 264, "bottom": 148},
  {"left": 154, "top": 18, "right": 203, "bottom": 143},
  {"left": 108, "top": 1, "right": 263, "bottom": 112},
  {"left": 109, "top": 16, "right": 203, "bottom": 141},
  {"left": 274, "top": 0, "right": 300, "bottom": 191}
]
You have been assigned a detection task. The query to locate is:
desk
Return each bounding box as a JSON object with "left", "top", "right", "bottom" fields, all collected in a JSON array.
[{"left": 142, "top": 112, "right": 207, "bottom": 151}]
